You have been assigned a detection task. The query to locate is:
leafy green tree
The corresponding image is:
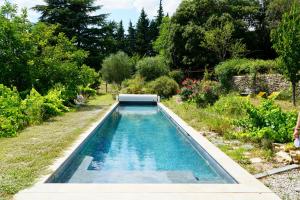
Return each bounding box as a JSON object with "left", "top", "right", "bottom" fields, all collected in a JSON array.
[
  {"left": 34, "top": 0, "right": 109, "bottom": 69},
  {"left": 169, "top": 0, "right": 260, "bottom": 69},
  {"left": 266, "top": 0, "right": 293, "bottom": 30},
  {"left": 30, "top": 23, "right": 97, "bottom": 98},
  {"left": 271, "top": 1, "right": 300, "bottom": 106},
  {"left": 126, "top": 21, "right": 136, "bottom": 56},
  {"left": 136, "top": 56, "right": 169, "bottom": 81},
  {"left": 101, "top": 51, "right": 133, "bottom": 85},
  {"left": 0, "top": 2, "right": 34, "bottom": 91},
  {"left": 135, "top": 9, "right": 151, "bottom": 56},
  {"left": 153, "top": 17, "right": 173, "bottom": 64},
  {"left": 203, "top": 15, "right": 246, "bottom": 61}
]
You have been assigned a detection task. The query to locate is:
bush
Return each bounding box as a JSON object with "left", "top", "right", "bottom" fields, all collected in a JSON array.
[
  {"left": 121, "top": 75, "right": 148, "bottom": 94},
  {"left": 212, "top": 94, "right": 248, "bottom": 117},
  {"left": 22, "top": 88, "right": 44, "bottom": 125},
  {"left": 79, "top": 86, "right": 97, "bottom": 98},
  {"left": 179, "top": 79, "right": 200, "bottom": 101},
  {"left": 42, "top": 87, "right": 69, "bottom": 120},
  {"left": 147, "top": 76, "right": 179, "bottom": 98},
  {"left": 0, "top": 85, "right": 26, "bottom": 137},
  {"left": 235, "top": 99, "right": 297, "bottom": 144},
  {"left": 102, "top": 51, "right": 133, "bottom": 85},
  {"left": 169, "top": 70, "right": 184, "bottom": 84},
  {"left": 194, "top": 81, "right": 221, "bottom": 107},
  {"left": 215, "top": 59, "right": 279, "bottom": 90},
  {"left": 136, "top": 56, "right": 169, "bottom": 81}
]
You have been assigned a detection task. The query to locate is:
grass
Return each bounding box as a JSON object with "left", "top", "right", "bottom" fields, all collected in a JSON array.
[{"left": 0, "top": 94, "right": 115, "bottom": 200}]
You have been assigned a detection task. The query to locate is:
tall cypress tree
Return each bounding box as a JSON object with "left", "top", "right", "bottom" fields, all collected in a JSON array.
[
  {"left": 156, "top": 0, "right": 164, "bottom": 28},
  {"left": 126, "top": 21, "right": 136, "bottom": 56},
  {"left": 116, "top": 20, "right": 125, "bottom": 51},
  {"left": 135, "top": 9, "right": 151, "bottom": 56},
  {"left": 34, "top": 0, "right": 109, "bottom": 69}
]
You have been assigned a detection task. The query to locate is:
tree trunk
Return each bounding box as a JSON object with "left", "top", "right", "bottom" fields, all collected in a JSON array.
[
  {"left": 105, "top": 82, "right": 108, "bottom": 93},
  {"left": 292, "top": 81, "right": 296, "bottom": 106}
]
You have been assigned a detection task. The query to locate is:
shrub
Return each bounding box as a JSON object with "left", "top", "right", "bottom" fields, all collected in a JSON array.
[
  {"left": 79, "top": 86, "right": 97, "bottom": 98},
  {"left": 136, "top": 56, "right": 169, "bottom": 81},
  {"left": 147, "top": 76, "right": 179, "bottom": 98},
  {"left": 42, "top": 88, "right": 69, "bottom": 120},
  {"left": 0, "top": 85, "right": 26, "bottom": 137},
  {"left": 212, "top": 94, "right": 248, "bottom": 117},
  {"left": 102, "top": 51, "right": 133, "bottom": 85},
  {"left": 194, "top": 81, "right": 221, "bottom": 107},
  {"left": 121, "top": 75, "right": 147, "bottom": 94},
  {"left": 22, "top": 88, "right": 44, "bottom": 125},
  {"left": 235, "top": 99, "right": 297, "bottom": 144},
  {"left": 179, "top": 78, "right": 200, "bottom": 101},
  {"left": 215, "top": 59, "right": 279, "bottom": 90},
  {"left": 169, "top": 70, "right": 184, "bottom": 84}
]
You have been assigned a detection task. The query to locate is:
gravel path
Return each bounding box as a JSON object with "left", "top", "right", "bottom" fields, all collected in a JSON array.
[{"left": 260, "top": 169, "right": 300, "bottom": 200}]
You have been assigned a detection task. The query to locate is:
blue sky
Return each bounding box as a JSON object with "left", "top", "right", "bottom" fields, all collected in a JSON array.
[{"left": 1, "top": 0, "right": 181, "bottom": 29}]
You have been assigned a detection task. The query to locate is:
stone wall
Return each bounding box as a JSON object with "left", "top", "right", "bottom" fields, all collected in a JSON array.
[{"left": 232, "top": 74, "right": 291, "bottom": 94}]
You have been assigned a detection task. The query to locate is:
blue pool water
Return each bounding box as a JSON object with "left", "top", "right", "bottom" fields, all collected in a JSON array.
[{"left": 48, "top": 104, "right": 235, "bottom": 184}]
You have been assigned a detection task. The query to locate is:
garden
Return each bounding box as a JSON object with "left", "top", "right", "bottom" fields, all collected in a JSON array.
[{"left": 1, "top": 0, "right": 300, "bottom": 199}]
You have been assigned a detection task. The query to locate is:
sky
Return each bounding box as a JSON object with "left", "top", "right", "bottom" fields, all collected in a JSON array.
[{"left": 1, "top": 0, "right": 182, "bottom": 29}]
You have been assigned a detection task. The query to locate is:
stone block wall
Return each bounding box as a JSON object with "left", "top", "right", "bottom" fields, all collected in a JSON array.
[{"left": 232, "top": 74, "right": 291, "bottom": 94}]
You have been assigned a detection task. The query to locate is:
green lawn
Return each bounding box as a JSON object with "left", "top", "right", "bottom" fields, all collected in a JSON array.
[{"left": 0, "top": 94, "right": 115, "bottom": 200}]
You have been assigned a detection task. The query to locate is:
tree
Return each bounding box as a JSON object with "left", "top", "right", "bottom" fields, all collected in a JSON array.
[
  {"left": 169, "top": 0, "right": 260, "bottom": 69},
  {"left": 0, "top": 2, "right": 34, "bottom": 91},
  {"left": 126, "top": 21, "right": 136, "bottom": 56},
  {"left": 153, "top": 17, "right": 173, "bottom": 63},
  {"left": 101, "top": 52, "right": 133, "bottom": 85},
  {"left": 203, "top": 15, "right": 246, "bottom": 61},
  {"left": 116, "top": 21, "right": 126, "bottom": 51},
  {"left": 30, "top": 23, "right": 97, "bottom": 97},
  {"left": 135, "top": 9, "right": 151, "bottom": 56},
  {"left": 34, "top": 0, "right": 109, "bottom": 69},
  {"left": 271, "top": 1, "right": 300, "bottom": 106}
]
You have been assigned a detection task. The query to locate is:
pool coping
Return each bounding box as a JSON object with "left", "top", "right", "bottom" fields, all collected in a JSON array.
[{"left": 14, "top": 101, "right": 280, "bottom": 200}]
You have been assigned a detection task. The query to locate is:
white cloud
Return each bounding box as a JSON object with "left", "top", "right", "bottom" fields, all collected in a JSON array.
[{"left": 100, "top": 0, "right": 181, "bottom": 18}]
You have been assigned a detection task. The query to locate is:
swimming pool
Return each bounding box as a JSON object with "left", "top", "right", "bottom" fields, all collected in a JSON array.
[{"left": 47, "top": 103, "right": 236, "bottom": 184}]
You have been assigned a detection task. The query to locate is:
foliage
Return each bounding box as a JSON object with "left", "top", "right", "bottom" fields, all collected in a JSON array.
[
  {"left": 215, "top": 59, "right": 279, "bottom": 90},
  {"left": 79, "top": 86, "right": 97, "bottom": 98},
  {"left": 126, "top": 21, "right": 136, "bottom": 56},
  {"left": 34, "top": 0, "right": 110, "bottom": 69},
  {"left": 0, "top": 85, "right": 25, "bottom": 137},
  {"left": 121, "top": 76, "right": 147, "bottom": 94},
  {"left": 153, "top": 17, "right": 173, "bottom": 63},
  {"left": 101, "top": 51, "right": 133, "bottom": 85},
  {"left": 0, "top": 84, "right": 69, "bottom": 138},
  {"left": 0, "top": 2, "right": 34, "bottom": 91},
  {"left": 194, "top": 81, "right": 221, "bottom": 107},
  {"left": 42, "top": 87, "right": 69, "bottom": 120},
  {"left": 179, "top": 79, "right": 200, "bottom": 101},
  {"left": 271, "top": 1, "right": 300, "bottom": 105},
  {"left": 147, "top": 76, "right": 179, "bottom": 98},
  {"left": 168, "top": 0, "right": 260, "bottom": 68},
  {"left": 136, "top": 56, "right": 169, "bottom": 81},
  {"left": 169, "top": 70, "right": 185, "bottom": 84},
  {"left": 135, "top": 9, "right": 151, "bottom": 56},
  {"left": 22, "top": 88, "right": 44, "bottom": 125},
  {"left": 203, "top": 15, "right": 246, "bottom": 60},
  {"left": 235, "top": 100, "right": 297, "bottom": 144},
  {"left": 211, "top": 94, "right": 248, "bottom": 117}
]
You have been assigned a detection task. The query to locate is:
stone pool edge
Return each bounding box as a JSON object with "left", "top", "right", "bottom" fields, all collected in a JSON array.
[{"left": 14, "top": 101, "right": 280, "bottom": 200}]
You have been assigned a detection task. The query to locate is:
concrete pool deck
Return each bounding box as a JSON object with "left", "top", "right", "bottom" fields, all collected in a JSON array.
[{"left": 15, "top": 100, "right": 280, "bottom": 200}]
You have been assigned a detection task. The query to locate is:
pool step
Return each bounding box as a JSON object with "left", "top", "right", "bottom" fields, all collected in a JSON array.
[{"left": 68, "top": 170, "right": 199, "bottom": 183}]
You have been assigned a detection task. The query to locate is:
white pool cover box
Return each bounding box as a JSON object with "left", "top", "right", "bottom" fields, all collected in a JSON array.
[{"left": 117, "top": 94, "right": 160, "bottom": 103}]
